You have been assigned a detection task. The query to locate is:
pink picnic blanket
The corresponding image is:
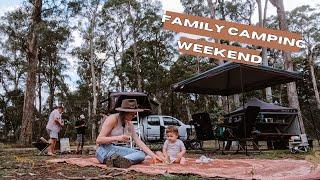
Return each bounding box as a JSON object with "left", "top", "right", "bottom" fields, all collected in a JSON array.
[{"left": 47, "top": 157, "right": 320, "bottom": 179}]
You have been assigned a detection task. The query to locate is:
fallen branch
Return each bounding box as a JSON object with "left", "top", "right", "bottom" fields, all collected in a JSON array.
[{"left": 57, "top": 172, "right": 86, "bottom": 180}]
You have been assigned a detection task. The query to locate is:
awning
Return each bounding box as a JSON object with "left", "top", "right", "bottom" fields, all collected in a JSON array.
[{"left": 172, "top": 62, "right": 302, "bottom": 96}]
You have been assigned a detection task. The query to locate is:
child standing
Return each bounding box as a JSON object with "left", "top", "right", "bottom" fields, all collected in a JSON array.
[{"left": 157, "top": 125, "right": 186, "bottom": 164}]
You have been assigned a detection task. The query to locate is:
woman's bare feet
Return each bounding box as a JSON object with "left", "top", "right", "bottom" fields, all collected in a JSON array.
[{"left": 47, "top": 152, "right": 55, "bottom": 156}]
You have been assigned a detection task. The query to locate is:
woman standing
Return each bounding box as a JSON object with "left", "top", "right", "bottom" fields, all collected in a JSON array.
[{"left": 96, "top": 99, "right": 163, "bottom": 168}]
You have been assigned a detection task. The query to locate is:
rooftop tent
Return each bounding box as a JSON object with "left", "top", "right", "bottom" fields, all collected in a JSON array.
[
  {"left": 228, "top": 98, "right": 298, "bottom": 115},
  {"left": 172, "top": 62, "right": 302, "bottom": 96},
  {"left": 101, "top": 92, "right": 158, "bottom": 114}
]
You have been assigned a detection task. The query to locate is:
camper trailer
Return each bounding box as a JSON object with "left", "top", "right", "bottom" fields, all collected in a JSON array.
[{"left": 221, "top": 98, "right": 303, "bottom": 150}]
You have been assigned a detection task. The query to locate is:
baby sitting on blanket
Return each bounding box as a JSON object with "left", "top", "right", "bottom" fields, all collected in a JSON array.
[{"left": 156, "top": 125, "right": 186, "bottom": 165}]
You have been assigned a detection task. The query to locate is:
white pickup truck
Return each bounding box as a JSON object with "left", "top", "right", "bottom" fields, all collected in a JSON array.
[
  {"left": 100, "top": 92, "right": 193, "bottom": 144},
  {"left": 133, "top": 115, "right": 192, "bottom": 143}
]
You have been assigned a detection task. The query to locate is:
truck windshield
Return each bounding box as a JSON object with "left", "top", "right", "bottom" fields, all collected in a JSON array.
[
  {"left": 163, "top": 117, "right": 180, "bottom": 126},
  {"left": 147, "top": 117, "right": 160, "bottom": 126}
]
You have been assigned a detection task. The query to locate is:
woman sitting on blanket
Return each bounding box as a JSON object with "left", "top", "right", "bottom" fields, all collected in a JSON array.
[{"left": 96, "top": 99, "right": 164, "bottom": 168}]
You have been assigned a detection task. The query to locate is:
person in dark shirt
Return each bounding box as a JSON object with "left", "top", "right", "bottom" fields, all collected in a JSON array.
[{"left": 75, "top": 114, "right": 86, "bottom": 154}]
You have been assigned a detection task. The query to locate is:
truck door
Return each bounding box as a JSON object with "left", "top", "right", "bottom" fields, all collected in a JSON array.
[
  {"left": 163, "top": 117, "right": 188, "bottom": 140},
  {"left": 146, "top": 116, "right": 161, "bottom": 141}
]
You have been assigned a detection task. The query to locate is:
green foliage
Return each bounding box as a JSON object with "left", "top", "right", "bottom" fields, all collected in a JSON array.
[{"left": 1, "top": 89, "right": 24, "bottom": 141}]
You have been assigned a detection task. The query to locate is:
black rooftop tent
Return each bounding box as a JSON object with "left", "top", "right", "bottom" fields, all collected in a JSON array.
[
  {"left": 172, "top": 62, "right": 302, "bottom": 95},
  {"left": 100, "top": 92, "right": 159, "bottom": 114}
]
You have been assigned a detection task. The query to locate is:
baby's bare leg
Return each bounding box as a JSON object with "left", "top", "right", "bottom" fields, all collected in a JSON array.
[{"left": 180, "top": 157, "right": 186, "bottom": 165}]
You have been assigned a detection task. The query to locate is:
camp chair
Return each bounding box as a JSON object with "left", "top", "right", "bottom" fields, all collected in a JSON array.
[
  {"left": 289, "top": 134, "right": 309, "bottom": 153},
  {"left": 191, "top": 113, "right": 215, "bottom": 141},
  {"left": 246, "top": 106, "right": 261, "bottom": 151},
  {"left": 32, "top": 137, "right": 51, "bottom": 155},
  {"left": 190, "top": 112, "right": 215, "bottom": 150},
  {"left": 223, "top": 106, "right": 261, "bottom": 154},
  {"left": 220, "top": 127, "right": 246, "bottom": 153}
]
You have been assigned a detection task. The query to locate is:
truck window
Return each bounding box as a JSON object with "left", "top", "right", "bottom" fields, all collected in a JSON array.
[
  {"left": 163, "top": 117, "right": 180, "bottom": 126},
  {"left": 147, "top": 117, "right": 160, "bottom": 126}
]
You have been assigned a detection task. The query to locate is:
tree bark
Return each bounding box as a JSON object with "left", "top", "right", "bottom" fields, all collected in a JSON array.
[
  {"left": 89, "top": 4, "right": 99, "bottom": 141},
  {"left": 207, "top": 0, "right": 229, "bottom": 110},
  {"left": 48, "top": 61, "right": 54, "bottom": 111},
  {"left": 185, "top": 99, "right": 192, "bottom": 122},
  {"left": 133, "top": 33, "right": 142, "bottom": 91},
  {"left": 309, "top": 53, "right": 320, "bottom": 109},
  {"left": 132, "top": 10, "right": 142, "bottom": 92},
  {"left": 125, "top": 1, "right": 142, "bottom": 91},
  {"left": 120, "top": 30, "right": 126, "bottom": 91},
  {"left": 38, "top": 48, "right": 42, "bottom": 114},
  {"left": 19, "top": 0, "right": 42, "bottom": 146},
  {"left": 270, "top": 0, "right": 305, "bottom": 133},
  {"left": 233, "top": 94, "right": 240, "bottom": 108},
  {"left": 257, "top": 0, "right": 272, "bottom": 102},
  {"left": 88, "top": 100, "right": 92, "bottom": 139}
]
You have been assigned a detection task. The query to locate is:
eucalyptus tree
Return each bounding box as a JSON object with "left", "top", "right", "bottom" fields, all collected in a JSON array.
[
  {"left": 39, "top": 18, "right": 71, "bottom": 111},
  {"left": 0, "top": 0, "right": 74, "bottom": 144},
  {"left": 180, "top": 0, "right": 256, "bottom": 113},
  {"left": 111, "top": 0, "right": 175, "bottom": 113},
  {"left": 286, "top": 5, "right": 320, "bottom": 109},
  {"left": 269, "top": 0, "right": 305, "bottom": 133},
  {"left": 98, "top": 0, "right": 132, "bottom": 92},
  {"left": 256, "top": 0, "right": 272, "bottom": 102},
  {"left": 18, "top": 0, "right": 43, "bottom": 145},
  {"left": 0, "top": 9, "right": 29, "bottom": 96},
  {"left": 68, "top": 0, "right": 108, "bottom": 140}
]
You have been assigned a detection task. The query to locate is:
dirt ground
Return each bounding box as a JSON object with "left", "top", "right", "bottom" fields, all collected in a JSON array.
[
  {"left": 0, "top": 149, "right": 210, "bottom": 180},
  {"left": 0, "top": 142, "right": 319, "bottom": 179}
]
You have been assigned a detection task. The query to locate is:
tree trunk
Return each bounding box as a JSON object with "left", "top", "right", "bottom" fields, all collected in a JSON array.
[
  {"left": 257, "top": 0, "right": 272, "bottom": 102},
  {"left": 38, "top": 48, "right": 42, "bottom": 114},
  {"left": 309, "top": 53, "right": 320, "bottom": 109},
  {"left": 204, "top": 96, "right": 209, "bottom": 111},
  {"left": 158, "top": 102, "right": 162, "bottom": 115},
  {"left": 19, "top": 0, "right": 42, "bottom": 146},
  {"left": 120, "top": 31, "right": 126, "bottom": 91},
  {"left": 88, "top": 100, "right": 92, "bottom": 139},
  {"left": 89, "top": 7, "right": 98, "bottom": 141},
  {"left": 185, "top": 100, "right": 192, "bottom": 122},
  {"left": 133, "top": 33, "right": 142, "bottom": 92},
  {"left": 49, "top": 77, "right": 54, "bottom": 110},
  {"left": 133, "top": 22, "right": 142, "bottom": 91},
  {"left": 47, "top": 55, "right": 55, "bottom": 111},
  {"left": 233, "top": 94, "right": 240, "bottom": 108},
  {"left": 207, "top": 0, "right": 229, "bottom": 111},
  {"left": 126, "top": 1, "right": 142, "bottom": 92},
  {"left": 270, "top": 0, "right": 305, "bottom": 133}
]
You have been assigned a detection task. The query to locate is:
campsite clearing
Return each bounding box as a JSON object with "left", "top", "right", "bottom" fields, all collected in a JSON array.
[{"left": 1, "top": 142, "right": 319, "bottom": 179}]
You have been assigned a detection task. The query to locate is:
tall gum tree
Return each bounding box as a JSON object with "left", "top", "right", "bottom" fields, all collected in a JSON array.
[
  {"left": 256, "top": 0, "right": 273, "bottom": 102},
  {"left": 269, "top": 0, "right": 305, "bottom": 133},
  {"left": 19, "top": 0, "right": 42, "bottom": 145}
]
